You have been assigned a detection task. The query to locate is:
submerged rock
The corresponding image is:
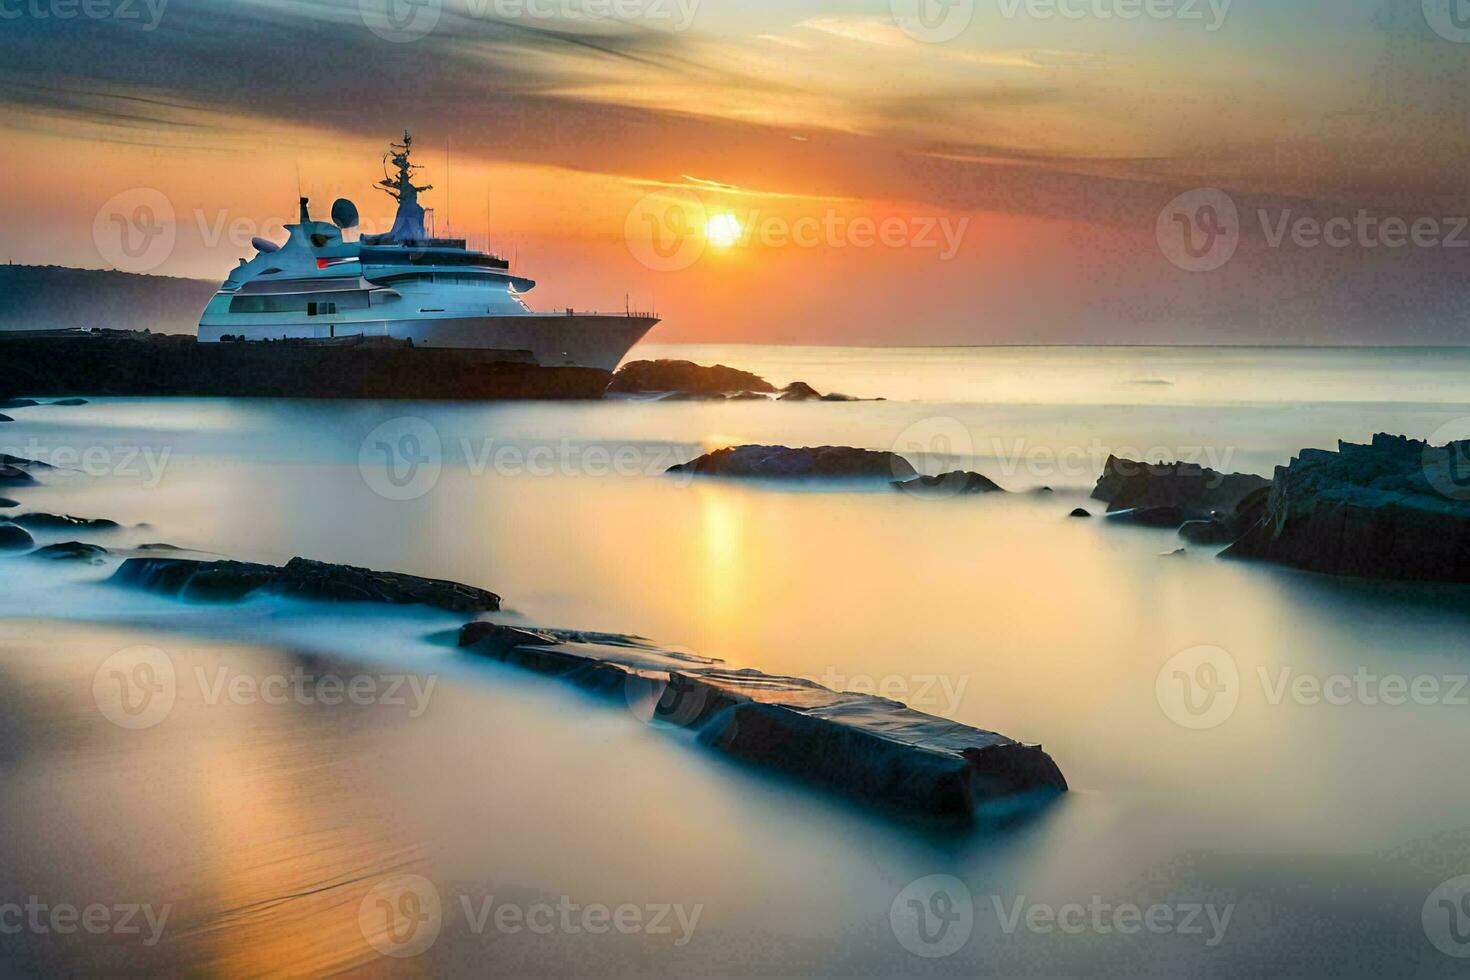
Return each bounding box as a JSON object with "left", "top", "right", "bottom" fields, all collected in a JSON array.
[
  {"left": 6, "top": 513, "right": 121, "bottom": 532},
  {"left": 460, "top": 624, "right": 1067, "bottom": 823},
  {"left": 0, "top": 399, "right": 38, "bottom": 410},
  {"left": 113, "top": 556, "right": 501, "bottom": 612},
  {"left": 0, "top": 498, "right": 17, "bottom": 509},
  {"left": 49, "top": 398, "right": 88, "bottom": 406},
  {"left": 0, "top": 525, "right": 34, "bottom": 551},
  {"left": 1069, "top": 508, "right": 1092, "bottom": 518},
  {"left": 28, "top": 542, "right": 110, "bottom": 565},
  {"left": 607, "top": 360, "right": 776, "bottom": 396},
  {"left": 0, "top": 414, "right": 10, "bottom": 423},
  {"left": 1092, "top": 456, "right": 1269, "bottom": 527},
  {"left": 1223, "top": 434, "right": 1470, "bottom": 582},
  {"left": 670, "top": 445, "right": 918, "bottom": 481},
  {"left": 0, "top": 455, "right": 49, "bottom": 487},
  {"left": 893, "top": 471, "right": 1007, "bottom": 496}
]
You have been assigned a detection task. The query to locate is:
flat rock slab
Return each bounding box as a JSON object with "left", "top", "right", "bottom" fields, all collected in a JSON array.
[
  {"left": 458, "top": 623, "right": 1066, "bottom": 824},
  {"left": 608, "top": 360, "right": 776, "bottom": 396},
  {"left": 113, "top": 556, "right": 501, "bottom": 612},
  {"left": 28, "top": 542, "right": 110, "bottom": 564},
  {"left": 1092, "top": 456, "right": 1268, "bottom": 525},
  {"left": 5, "top": 513, "right": 121, "bottom": 532},
  {"left": 670, "top": 445, "right": 918, "bottom": 481}
]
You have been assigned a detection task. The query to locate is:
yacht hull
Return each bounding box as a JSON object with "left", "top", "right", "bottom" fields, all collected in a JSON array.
[{"left": 199, "top": 313, "right": 659, "bottom": 372}]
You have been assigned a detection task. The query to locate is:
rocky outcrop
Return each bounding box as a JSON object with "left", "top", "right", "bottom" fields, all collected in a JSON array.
[
  {"left": 0, "top": 400, "right": 38, "bottom": 410},
  {"left": 1069, "top": 508, "right": 1092, "bottom": 518},
  {"left": 113, "top": 556, "right": 501, "bottom": 612},
  {"left": 607, "top": 360, "right": 776, "bottom": 396},
  {"left": 1092, "top": 456, "right": 1269, "bottom": 523},
  {"left": 459, "top": 623, "right": 1067, "bottom": 823},
  {"left": 0, "top": 525, "right": 34, "bottom": 551},
  {"left": 0, "top": 415, "right": 10, "bottom": 423},
  {"left": 0, "top": 498, "right": 17, "bottom": 509},
  {"left": 669, "top": 445, "right": 917, "bottom": 480},
  {"left": 893, "top": 471, "right": 1007, "bottom": 496},
  {"left": 49, "top": 398, "right": 87, "bottom": 406},
  {"left": 1106, "top": 505, "right": 1189, "bottom": 528},
  {"left": 778, "top": 381, "right": 822, "bottom": 402},
  {"left": 1223, "top": 434, "right": 1470, "bottom": 581},
  {"left": 28, "top": 542, "right": 110, "bottom": 564}
]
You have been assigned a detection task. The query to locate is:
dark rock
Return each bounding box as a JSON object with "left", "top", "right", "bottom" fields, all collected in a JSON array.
[
  {"left": 0, "top": 415, "right": 10, "bottom": 423},
  {"left": 28, "top": 542, "right": 110, "bottom": 565},
  {"left": 1162, "top": 548, "right": 1188, "bottom": 557},
  {"left": 893, "top": 471, "right": 1007, "bottom": 496},
  {"left": 1105, "top": 506, "right": 1189, "bottom": 528},
  {"left": 728, "top": 391, "right": 770, "bottom": 402},
  {"left": 49, "top": 398, "right": 88, "bottom": 406},
  {"left": 0, "top": 498, "right": 17, "bottom": 509},
  {"left": 778, "top": 381, "right": 823, "bottom": 402},
  {"left": 460, "top": 626, "right": 1067, "bottom": 824},
  {"left": 458, "top": 621, "right": 560, "bottom": 656},
  {"left": 0, "top": 399, "right": 38, "bottom": 410},
  {"left": 112, "top": 556, "right": 501, "bottom": 612},
  {"left": 1069, "top": 508, "right": 1092, "bottom": 518},
  {"left": 1092, "top": 456, "right": 1269, "bottom": 523},
  {"left": 607, "top": 360, "right": 776, "bottom": 396},
  {"left": 136, "top": 543, "right": 184, "bottom": 551},
  {"left": 820, "top": 392, "right": 859, "bottom": 402},
  {"left": 1223, "top": 434, "right": 1470, "bottom": 582},
  {"left": 1178, "top": 518, "right": 1238, "bottom": 545},
  {"left": 6, "top": 513, "right": 121, "bottom": 532},
  {"left": 0, "top": 525, "right": 34, "bottom": 552},
  {"left": 1032, "top": 487, "right": 1055, "bottom": 495},
  {"left": 0, "top": 455, "right": 49, "bottom": 487},
  {"left": 669, "top": 445, "right": 918, "bottom": 481}
]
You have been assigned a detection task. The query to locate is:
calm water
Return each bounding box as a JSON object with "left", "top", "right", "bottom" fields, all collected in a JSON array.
[{"left": 2, "top": 345, "right": 1470, "bottom": 976}]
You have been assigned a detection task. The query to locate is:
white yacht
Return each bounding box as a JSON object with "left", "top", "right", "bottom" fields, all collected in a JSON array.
[{"left": 198, "top": 132, "right": 658, "bottom": 370}]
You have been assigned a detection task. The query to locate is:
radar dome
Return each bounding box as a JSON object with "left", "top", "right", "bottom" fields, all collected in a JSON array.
[
  {"left": 331, "top": 198, "right": 360, "bottom": 230},
  {"left": 251, "top": 237, "right": 280, "bottom": 253}
]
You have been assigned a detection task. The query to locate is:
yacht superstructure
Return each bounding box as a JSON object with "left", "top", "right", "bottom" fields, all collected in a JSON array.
[{"left": 198, "top": 133, "right": 657, "bottom": 370}]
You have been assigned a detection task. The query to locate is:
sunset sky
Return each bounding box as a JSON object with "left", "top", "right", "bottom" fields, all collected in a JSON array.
[{"left": 2, "top": 0, "right": 1468, "bottom": 344}]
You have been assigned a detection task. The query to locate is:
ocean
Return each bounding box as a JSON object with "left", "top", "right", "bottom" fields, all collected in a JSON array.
[{"left": 1, "top": 344, "right": 1468, "bottom": 975}]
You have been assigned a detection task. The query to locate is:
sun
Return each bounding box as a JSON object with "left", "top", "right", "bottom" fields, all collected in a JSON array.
[{"left": 705, "top": 213, "right": 743, "bottom": 249}]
